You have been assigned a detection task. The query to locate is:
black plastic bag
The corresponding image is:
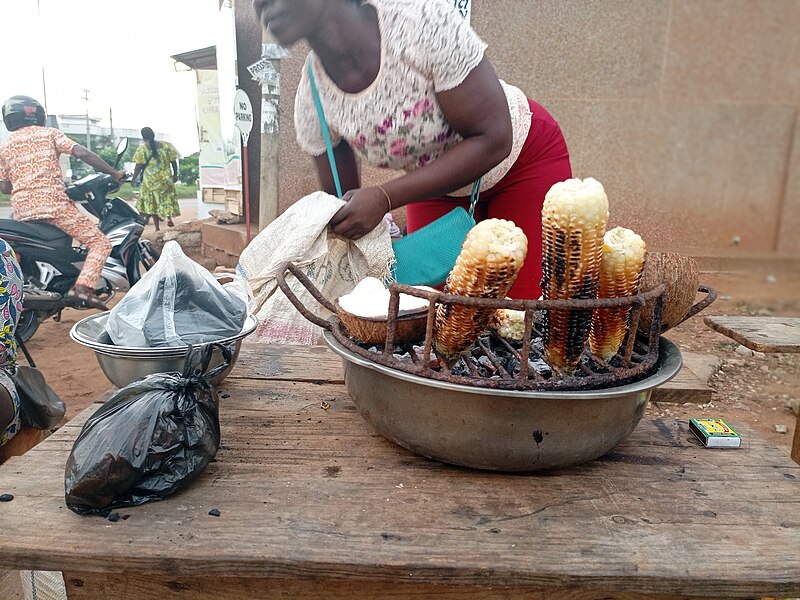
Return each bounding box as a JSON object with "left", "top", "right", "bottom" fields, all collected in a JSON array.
[
  {"left": 10, "top": 365, "right": 66, "bottom": 430},
  {"left": 64, "top": 345, "right": 229, "bottom": 515}
]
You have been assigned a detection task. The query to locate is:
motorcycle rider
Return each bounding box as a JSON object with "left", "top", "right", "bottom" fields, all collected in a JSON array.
[{"left": 0, "top": 95, "right": 125, "bottom": 310}]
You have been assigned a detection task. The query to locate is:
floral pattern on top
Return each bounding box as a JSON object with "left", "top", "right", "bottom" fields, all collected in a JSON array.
[{"left": 295, "top": 0, "right": 531, "bottom": 195}]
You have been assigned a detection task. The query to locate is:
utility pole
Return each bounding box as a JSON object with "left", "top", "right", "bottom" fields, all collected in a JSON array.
[
  {"left": 82, "top": 89, "right": 91, "bottom": 152},
  {"left": 109, "top": 107, "right": 114, "bottom": 143},
  {"left": 256, "top": 31, "right": 288, "bottom": 231},
  {"left": 37, "top": 0, "right": 48, "bottom": 112}
]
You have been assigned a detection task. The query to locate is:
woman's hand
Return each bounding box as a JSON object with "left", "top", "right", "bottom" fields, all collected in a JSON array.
[{"left": 329, "top": 187, "right": 389, "bottom": 240}]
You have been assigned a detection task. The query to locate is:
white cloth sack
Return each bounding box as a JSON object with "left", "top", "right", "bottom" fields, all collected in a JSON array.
[{"left": 237, "top": 192, "right": 394, "bottom": 345}]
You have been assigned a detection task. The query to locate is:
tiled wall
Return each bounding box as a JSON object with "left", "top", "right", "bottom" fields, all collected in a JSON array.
[{"left": 274, "top": 0, "right": 799, "bottom": 255}]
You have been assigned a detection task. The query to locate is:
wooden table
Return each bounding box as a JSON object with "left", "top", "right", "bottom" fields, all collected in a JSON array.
[
  {"left": 0, "top": 344, "right": 798, "bottom": 599},
  {"left": 704, "top": 315, "right": 800, "bottom": 463},
  {"left": 704, "top": 316, "right": 800, "bottom": 353}
]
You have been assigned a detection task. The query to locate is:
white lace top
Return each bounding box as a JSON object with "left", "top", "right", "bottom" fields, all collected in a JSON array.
[{"left": 294, "top": 0, "right": 531, "bottom": 196}]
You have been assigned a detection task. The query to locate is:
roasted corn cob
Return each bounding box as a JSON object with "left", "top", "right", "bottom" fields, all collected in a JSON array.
[
  {"left": 490, "top": 308, "right": 527, "bottom": 341},
  {"left": 434, "top": 219, "right": 528, "bottom": 367},
  {"left": 589, "top": 227, "right": 647, "bottom": 360},
  {"left": 540, "top": 177, "right": 609, "bottom": 372}
]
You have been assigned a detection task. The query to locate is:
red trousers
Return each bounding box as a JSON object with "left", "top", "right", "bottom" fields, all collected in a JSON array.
[{"left": 405, "top": 99, "right": 572, "bottom": 299}]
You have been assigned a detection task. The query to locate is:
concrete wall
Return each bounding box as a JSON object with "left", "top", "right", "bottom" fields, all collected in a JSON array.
[{"left": 270, "top": 0, "right": 800, "bottom": 257}]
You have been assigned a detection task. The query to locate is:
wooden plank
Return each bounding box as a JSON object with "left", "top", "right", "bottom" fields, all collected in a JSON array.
[
  {"left": 0, "top": 400, "right": 800, "bottom": 597},
  {"left": 651, "top": 351, "right": 715, "bottom": 404},
  {"left": 229, "top": 343, "right": 343, "bottom": 383},
  {"left": 0, "top": 569, "right": 23, "bottom": 599},
  {"left": 704, "top": 316, "right": 800, "bottom": 353},
  {"left": 62, "top": 571, "right": 697, "bottom": 600},
  {"left": 0, "top": 347, "right": 798, "bottom": 599}
]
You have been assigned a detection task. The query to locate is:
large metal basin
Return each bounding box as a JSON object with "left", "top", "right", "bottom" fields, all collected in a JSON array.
[
  {"left": 71, "top": 313, "right": 258, "bottom": 388},
  {"left": 323, "top": 331, "right": 682, "bottom": 471},
  {"left": 91, "top": 343, "right": 242, "bottom": 388}
]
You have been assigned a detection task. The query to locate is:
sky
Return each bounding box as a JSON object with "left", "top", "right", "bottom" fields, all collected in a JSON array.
[{"left": 0, "top": 0, "right": 221, "bottom": 156}]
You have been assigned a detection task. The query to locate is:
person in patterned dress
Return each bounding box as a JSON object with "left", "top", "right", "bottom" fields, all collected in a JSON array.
[
  {"left": 131, "top": 127, "right": 180, "bottom": 232},
  {"left": 0, "top": 237, "right": 24, "bottom": 451},
  {"left": 0, "top": 96, "right": 126, "bottom": 310},
  {"left": 252, "top": 0, "right": 572, "bottom": 299}
]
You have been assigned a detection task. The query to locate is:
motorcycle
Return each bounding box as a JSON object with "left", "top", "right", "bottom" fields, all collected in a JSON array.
[{"left": 0, "top": 138, "right": 160, "bottom": 342}]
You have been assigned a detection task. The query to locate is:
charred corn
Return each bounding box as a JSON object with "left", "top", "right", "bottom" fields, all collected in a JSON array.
[
  {"left": 434, "top": 219, "right": 528, "bottom": 367},
  {"left": 540, "top": 177, "right": 609, "bottom": 371},
  {"left": 589, "top": 227, "right": 647, "bottom": 360}
]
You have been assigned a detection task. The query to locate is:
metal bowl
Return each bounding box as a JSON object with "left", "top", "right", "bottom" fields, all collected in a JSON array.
[
  {"left": 323, "top": 331, "right": 682, "bottom": 472},
  {"left": 70, "top": 313, "right": 258, "bottom": 387}
]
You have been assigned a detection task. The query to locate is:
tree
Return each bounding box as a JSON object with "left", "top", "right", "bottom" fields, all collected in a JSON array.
[
  {"left": 65, "top": 134, "right": 130, "bottom": 180},
  {"left": 177, "top": 152, "right": 199, "bottom": 185}
]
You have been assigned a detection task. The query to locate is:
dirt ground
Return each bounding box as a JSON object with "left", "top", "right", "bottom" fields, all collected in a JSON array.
[
  {"left": 19, "top": 257, "right": 800, "bottom": 457},
  {"left": 650, "top": 267, "right": 800, "bottom": 451}
]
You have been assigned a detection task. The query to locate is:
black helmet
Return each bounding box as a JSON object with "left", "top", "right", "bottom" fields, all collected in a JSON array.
[{"left": 2, "top": 96, "right": 47, "bottom": 131}]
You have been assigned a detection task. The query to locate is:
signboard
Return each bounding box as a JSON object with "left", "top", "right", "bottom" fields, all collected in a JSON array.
[
  {"left": 197, "top": 69, "right": 226, "bottom": 188},
  {"left": 453, "top": 0, "right": 471, "bottom": 22},
  {"left": 262, "top": 43, "right": 290, "bottom": 60},
  {"left": 248, "top": 57, "right": 281, "bottom": 96},
  {"left": 233, "top": 89, "right": 253, "bottom": 145},
  {"left": 233, "top": 88, "right": 254, "bottom": 242},
  {"left": 247, "top": 57, "right": 279, "bottom": 85}
]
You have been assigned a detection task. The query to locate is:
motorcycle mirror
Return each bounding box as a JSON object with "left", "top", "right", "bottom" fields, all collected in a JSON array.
[{"left": 116, "top": 138, "right": 129, "bottom": 157}]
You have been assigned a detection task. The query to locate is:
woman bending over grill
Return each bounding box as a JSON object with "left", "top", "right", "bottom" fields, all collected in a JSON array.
[{"left": 252, "top": 0, "right": 571, "bottom": 299}]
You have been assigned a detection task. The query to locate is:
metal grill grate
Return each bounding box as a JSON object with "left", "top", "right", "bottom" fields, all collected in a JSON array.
[{"left": 277, "top": 262, "right": 716, "bottom": 392}]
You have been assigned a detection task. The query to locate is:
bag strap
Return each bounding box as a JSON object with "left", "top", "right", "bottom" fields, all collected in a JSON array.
[
  {"left": 308, "top": 59, "right": 482, "bottom": 211},
  {"left": 308, "top": 59, "right": 343, "bottom": 198},
  {"left": 138, "top": 148, "right": 154, "bottom": 179},
  {"left": 469, "top": 178, "right": 482, "bottom": 218}
]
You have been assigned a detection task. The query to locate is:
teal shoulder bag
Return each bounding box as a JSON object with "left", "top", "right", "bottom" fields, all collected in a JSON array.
[
  {"left": 309, "top": 60, "right": 480, "bottom": 287},
  {"left": 390, "top": 179, "right": 480, "bottom": 286}
]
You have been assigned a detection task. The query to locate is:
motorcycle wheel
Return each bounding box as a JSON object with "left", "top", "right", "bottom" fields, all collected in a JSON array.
[{"left": 16, "top": 309, "right": 43, "bottom": 343}]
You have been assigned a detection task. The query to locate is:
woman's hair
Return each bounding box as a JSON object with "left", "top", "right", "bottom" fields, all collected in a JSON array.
[{"left": 141, "top": 127, "right": 158, "bottom": 162}]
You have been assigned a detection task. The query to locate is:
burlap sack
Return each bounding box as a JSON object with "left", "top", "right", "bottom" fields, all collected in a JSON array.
[{"left": 237, "top": 192, "right": 394, "bottom": 345}]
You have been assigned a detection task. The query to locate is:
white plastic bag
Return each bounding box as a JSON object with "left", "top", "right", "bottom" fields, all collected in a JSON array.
[{"left": 106, "top": 241, "right": 248, "bottom": 347}]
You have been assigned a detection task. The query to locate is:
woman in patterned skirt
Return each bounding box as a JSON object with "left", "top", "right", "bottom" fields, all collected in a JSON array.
[{"left": 132, "top": 127, "right": 181, "bottom": 232}]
